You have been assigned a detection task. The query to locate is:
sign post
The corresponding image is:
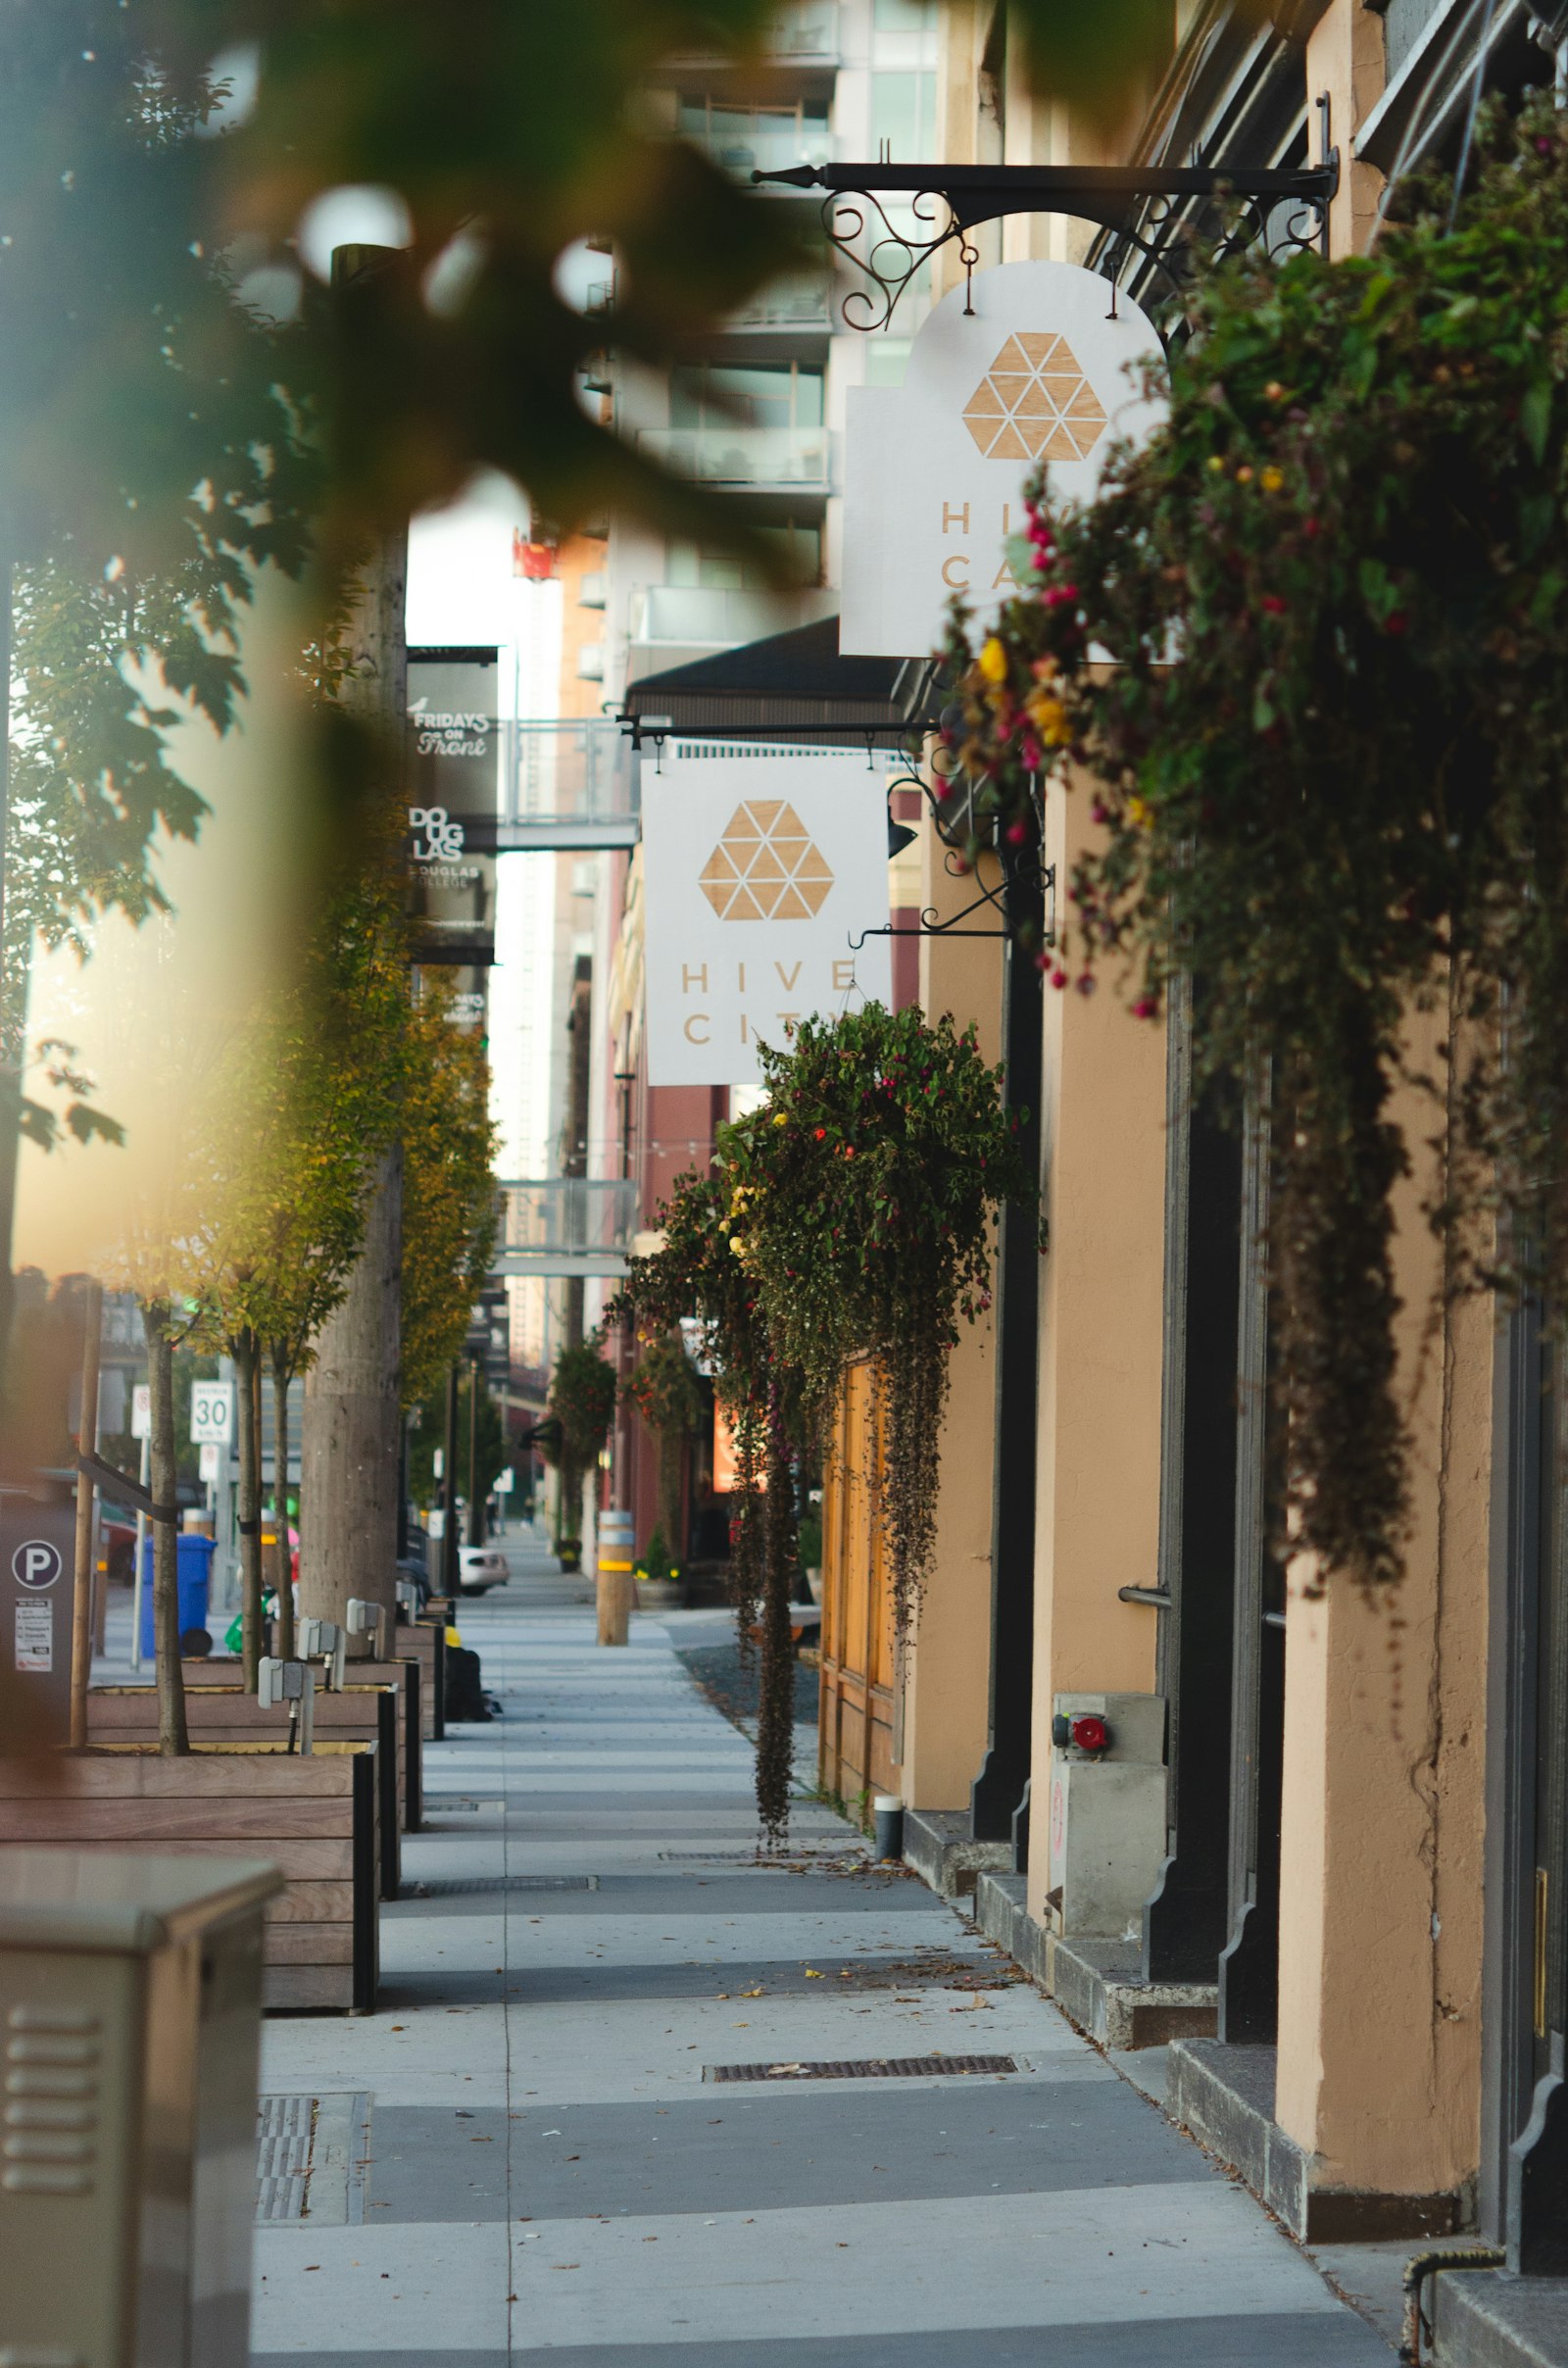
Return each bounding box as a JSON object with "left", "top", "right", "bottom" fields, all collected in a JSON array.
[{"left": 129, "top": 1385, "right": 151, "bottom": 1673}]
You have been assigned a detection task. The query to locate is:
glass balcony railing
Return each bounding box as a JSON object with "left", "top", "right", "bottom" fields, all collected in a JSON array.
[
  {"left": 500, "top": 719, "right": 638, "bottom": 848},
  {"left": 725, "top": 275, "right": 832, "bottom": 330},
  {"left": 638, "top": 425, "right": 830, "bottom": 489},
  {"left": 703, "top": 123, "right": 833, "bottom": 178},
  {"left": 494, "top": 1179, "right": 640, "bottom": 1276}
]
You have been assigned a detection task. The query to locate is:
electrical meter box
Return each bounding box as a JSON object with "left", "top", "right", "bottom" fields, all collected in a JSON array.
[{"left": 0, "top": 1848, "right": 282, "bottom": 2367}]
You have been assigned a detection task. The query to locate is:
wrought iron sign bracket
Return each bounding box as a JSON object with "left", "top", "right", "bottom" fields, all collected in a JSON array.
[{"left": 755, "top": 156, "right": 1340, "bottom": 335}]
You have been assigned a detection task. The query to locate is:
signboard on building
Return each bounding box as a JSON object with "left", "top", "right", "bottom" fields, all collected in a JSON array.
[
  {"left": 641, "top": 753, "right": 892, "bottom": 1088},
  {"left": 406, "top": 646, "right": 502, "bottom": 966},
  {"left": 841, "top": 261, "right": 1164, "bottom": 659}
]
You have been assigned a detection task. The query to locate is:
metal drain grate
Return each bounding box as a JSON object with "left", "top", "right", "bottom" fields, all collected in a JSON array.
[
  {"left": 706, "top": 2053, "right": 1020, "bottom": 2084},
  {"left": 403, "top": 1874, "right": 597, "bottom": 1897},
  {"left": 257, "top": 2094, "right": 313, "bottom": 2220},
  {"left": 659, "top": 1849, "right": 869, "bottom": 1864},
  {"left": 256, "top": 2093, "right": 370, "bottom": 2223}
]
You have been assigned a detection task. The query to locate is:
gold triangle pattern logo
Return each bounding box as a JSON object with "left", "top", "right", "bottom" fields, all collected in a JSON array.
[
  {"left": 698, "top": 800, "right": 834, "bottom": 922},
  {"left": 961, "top": 331, "right": 1107, "bottom": 464}
]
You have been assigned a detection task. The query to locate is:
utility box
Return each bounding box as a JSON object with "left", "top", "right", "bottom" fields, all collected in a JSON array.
[
  {"left": 0, "top": 1848, "right": 282, "bottom": 2367},
  {"left": 1047, "top": 1692, "right": 1167, "bottom": 1942}
]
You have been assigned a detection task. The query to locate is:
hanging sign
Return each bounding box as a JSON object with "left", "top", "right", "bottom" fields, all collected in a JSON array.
[
  {"left": 641, "top": 753, "right": 892, "bottom": 1088},
  {"left": 841, "top": 260, "right": 1164, "bottom": 659},
  {"left": 406, "top": 646, "right": 501, "bottom": 966}
]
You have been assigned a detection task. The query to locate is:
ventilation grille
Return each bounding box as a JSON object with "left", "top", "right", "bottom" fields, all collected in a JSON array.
[{"left": 706, "top": 2053, "right": 1019, "bottom": 2084}]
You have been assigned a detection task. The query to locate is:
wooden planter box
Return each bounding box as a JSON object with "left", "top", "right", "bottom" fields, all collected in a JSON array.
[
  {"left": 394, "top": 1617, "right": 447, "bottom": 1742},
  {"left": 88, "top": 1681, "right": 404, "bottom": 1899},
  {"left": 172, "top": 1654, "right": 423, "bottom": 1829},
  {"left": 0, "top": 1748, "right": 379, "bottom": 2013}
]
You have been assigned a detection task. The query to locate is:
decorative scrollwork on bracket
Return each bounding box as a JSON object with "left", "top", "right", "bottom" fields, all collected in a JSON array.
[{"left": 823, "top": 186, "right": 970, "bottom": 335}]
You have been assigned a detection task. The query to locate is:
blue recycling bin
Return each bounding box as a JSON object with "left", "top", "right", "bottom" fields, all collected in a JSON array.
[{"left": 137, "top": 1534, "right": 215, "bottom": 1658}]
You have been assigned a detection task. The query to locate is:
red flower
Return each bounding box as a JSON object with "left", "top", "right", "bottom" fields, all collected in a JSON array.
[
  {"left": 814, "top": 1126, "right": 826, "bottom": 1140},
  {"left": 1384, "top": 610, "right": 1410, "bottom": 636},
  {"left": 1260, "top": 593, "right": 1287, "bottom": 616}
]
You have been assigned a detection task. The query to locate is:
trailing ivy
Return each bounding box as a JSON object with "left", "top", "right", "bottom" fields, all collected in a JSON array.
[
  {"left": 940, "top": 98, "right": 1568, "bottom": 1593},
  {"left": 613, "top": 1002, "right": 1030, "bottom": 1836},
  {"left": 545, "top": 1334, "right": 616, "bottom": 1550}
]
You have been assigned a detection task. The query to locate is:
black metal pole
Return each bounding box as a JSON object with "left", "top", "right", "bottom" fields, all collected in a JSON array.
[
  {"left": 442, "top": 1360, "right": 460, "bottom": 1598},
  {"left": 466, "top": 1356, "right": 482, "bottom": 1547},
  {"left": 971, "top": 829, "right": 1044, "bottom": 1854}
]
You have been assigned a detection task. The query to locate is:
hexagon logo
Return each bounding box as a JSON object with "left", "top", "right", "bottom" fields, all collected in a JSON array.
[
  {"left": 961, "top": 331, "right": 1108, "bottom": 465},
  {"left": 698, "top": 799, "right": 834, "bottom": 921}
]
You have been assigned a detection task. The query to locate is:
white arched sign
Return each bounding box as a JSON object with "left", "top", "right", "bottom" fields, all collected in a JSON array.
[{"left": 841, "top": 260, "right": 1165, "bottom": 659}]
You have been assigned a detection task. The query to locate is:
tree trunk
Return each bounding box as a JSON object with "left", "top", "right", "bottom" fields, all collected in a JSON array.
[
  {"left": 234, "top": 1328, "right": 263, "bottom": 1691},
  {"left": 466, "top": 1358, "right": 482, "bottom": 1547},
  {"left": 301, "top": 1143, "right": 403, "bottom": 1647},
  {"left": 143, "top": 1301, "right": 188, "bottom": 1755},
  {"left": 272, "top": 1344, "right": 294, "bottom": 1658},
  {"left": 298, "top": 506, "right": 406, "bottom": 1654}
]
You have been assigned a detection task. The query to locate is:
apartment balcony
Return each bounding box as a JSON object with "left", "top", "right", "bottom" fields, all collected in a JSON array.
[
  {"left": 628, "top": 584, "right": 839, "bottom": 677},
  {"left": 659, "top": 1, "right": 838, "bottom": 74},
  {"left": 636, "top": 424, "right": 831, "bottom": 493},
  {"left": 492, "top": 1179, "right": 639, "bottom": 1278}
]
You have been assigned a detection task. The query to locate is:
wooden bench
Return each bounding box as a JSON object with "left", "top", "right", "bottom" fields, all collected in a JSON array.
[
  {"left": 0, "top": 1747, "right": 380, "bottom": 2013},
  {"left": 88, "top": 1683, "right": 403, "bottom": 1900}
]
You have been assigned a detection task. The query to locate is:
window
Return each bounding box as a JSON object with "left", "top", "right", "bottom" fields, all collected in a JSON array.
[
  {"left": 863, "top": 339, "right": 911, "bottom": 388},
  {"left": 669, "top": 362, "right": 824, "bottom": 432},
  {"left": 667, "top": 523, "right": 822, "bottom": 589},
  {"left": 870, "top": 70, "right": 937, "bottom": 162},
  {"left": 873, "top": 0, "right": 935, "bottom": 29}
]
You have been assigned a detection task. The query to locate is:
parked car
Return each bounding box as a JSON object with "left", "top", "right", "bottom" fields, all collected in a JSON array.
[{"left": 457, "top": 1544, "right": 509, "bottom": 1595}]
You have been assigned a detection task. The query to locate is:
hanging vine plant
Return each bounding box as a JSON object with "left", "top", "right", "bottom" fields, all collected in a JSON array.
[
  {"left": 625, "top": 1332, "right": 707, "bottom": 1560},
  {"left": 939, "top": 97, "right": 1568, "bottom": 1593},
  {"left": 612, "top": 1001, "right": 1031, "bottom": 1839},
  {"left": 545, "top": 1332, "right": 617, "bottom": 1547},
  {"left": 721, "top": 1002, "right": 1031, "bottom": 1637}
]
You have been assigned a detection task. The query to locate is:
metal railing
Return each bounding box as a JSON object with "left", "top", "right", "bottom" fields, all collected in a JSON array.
[{"left": 500, "top": 719, "right": 638, "bottom": 849}]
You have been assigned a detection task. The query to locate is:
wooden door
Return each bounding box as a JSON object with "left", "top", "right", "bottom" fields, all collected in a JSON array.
[{"left": 818, "top": 1358, "right": 896, "bottom": 1812}]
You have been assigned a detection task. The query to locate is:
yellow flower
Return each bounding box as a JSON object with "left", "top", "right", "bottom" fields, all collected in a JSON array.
[
  {"left": 1260, "top": 465, "right": 1285, "bottom": 493},
  {"left": 978, "top": 635, "right": 1008, "bottom": 685},
  {"left": 772, "top": 1111, "right": 788, "bottom": 1126},
  {"left": 729, "top": 1236, "right": 746, "bottom": 1256},
  {"left": 1206, "top": 455, "right": 1225, "bottom": 474},
  {"left": 1128, "top": 795, "right": 1152, "bottom": 829},
  {"left": 1027, "top": 692, "right": 1071, "bottom": 747}
]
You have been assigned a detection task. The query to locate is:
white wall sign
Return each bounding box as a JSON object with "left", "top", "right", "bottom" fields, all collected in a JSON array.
[
  {"left": 15, "top": 1602, "right": 52, "bottom": 1672},
  {"left": 841, "top": 261, "right": 1165, "bottom": 659},
  {"left": 642, "top": 754, "right": 893, "bottom": 1089},
  {"left": 131, "top": 1383, "right": 151, "bottom": 1442},
  {"left": 190, "top": 1381, "right": 234, "bottom": 1446},
  {"left": 199, "top": 1440, "right": 221, "bottom": 1483}
]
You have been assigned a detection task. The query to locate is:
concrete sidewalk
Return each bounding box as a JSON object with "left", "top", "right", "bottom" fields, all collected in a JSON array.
[{"left": 251, "top": 1530, "right": 1393, "bottom": 2363}]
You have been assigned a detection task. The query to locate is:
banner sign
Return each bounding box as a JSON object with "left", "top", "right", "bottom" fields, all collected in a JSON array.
[
  {"left": 406, "top": 646, "right": 501, "bottom": 965},
  {"left": 642, "top": 754, "right": 892, "bottom": 1088},
  {"left": 841, "top": 261, "right": 1164, "bottom": 659}
]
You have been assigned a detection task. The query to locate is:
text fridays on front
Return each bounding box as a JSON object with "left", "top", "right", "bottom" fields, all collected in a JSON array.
[
  {"left": 679, "top": 957, "right": 859, "bottom": 1048},
  {"left": 939, "top": 499, "right": 1030, "bottom": 594}
]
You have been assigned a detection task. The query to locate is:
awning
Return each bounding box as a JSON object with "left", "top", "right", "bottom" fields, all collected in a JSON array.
[{"left": 622, "top": 616, "right": 938, "bottom": 745}]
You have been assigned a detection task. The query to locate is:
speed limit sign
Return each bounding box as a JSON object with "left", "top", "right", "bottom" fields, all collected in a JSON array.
[{"left": 190, "top": 1381, "right": 235, "bottom": 1446}]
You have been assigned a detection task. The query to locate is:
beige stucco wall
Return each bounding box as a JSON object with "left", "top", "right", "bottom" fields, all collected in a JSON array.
[
  {"left": 1025, "top": 774, "right": 1167, "bottom": 1924},
  {"left": 1274, "top": 1020, "right": 1491, "bottom": 2199},
  {"left": 1305, "top": 0, "right": 1387, "bottom": 261},
  {"left": 891, "top": 822, "right": 1004, "bottom": 1809}
]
